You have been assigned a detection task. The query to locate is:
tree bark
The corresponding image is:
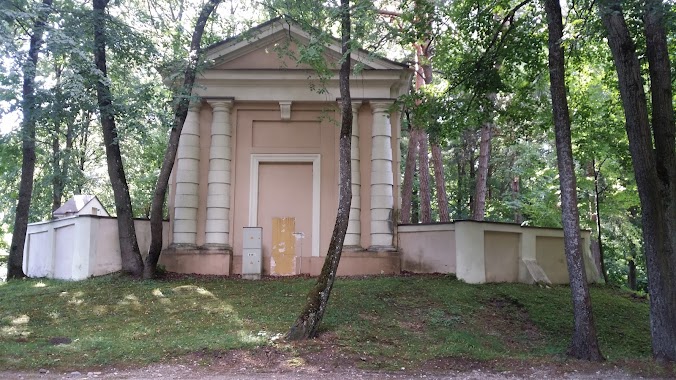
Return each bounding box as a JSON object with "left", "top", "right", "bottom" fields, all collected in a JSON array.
[
  {"left": 599, "top": 0, "right": 676, "bottom": 361},
  {"left": 545, "top": 0, "right": 603, "bottom": 361},
  {"left": 143, "top": 0, "right": 222, "bottom": 279},
  {"left": 400, "top": 124, "right": 418, "bottom": 224},
  {"left": 285, "top": 0, "right": 352, "bottom": 340},
  {"left": 8, "top": 0, "right": 53, "bottom": 279},
  {"left": 431, "top": 141, "right": 450, "bottom": 222},
  {"left": 411, "top": 160, "right": 420, "bottom": 223},
  {"left": 93, "top": 0, "right": 143, "bottom": 277}
]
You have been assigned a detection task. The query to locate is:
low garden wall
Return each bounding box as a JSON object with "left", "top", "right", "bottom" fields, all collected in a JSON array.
[
  {"left": 23, "top": 216, "right": 169, "bottom": 280},
  {"left": 398, "top": 220, "right": 601, "bottom": 284}
]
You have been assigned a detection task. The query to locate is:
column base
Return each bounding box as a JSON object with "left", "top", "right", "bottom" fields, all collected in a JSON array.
[
  {"left": 168, "top": 243, "right": 198, "bottom": 250},
  {"left": 367, "top": 245, "right": 397, "bottom": 252},
  {"left": 342, "top": 245, "right": 365, "bottom": 252},
  {"left": 159, "top": 245, "right": 232, "bottom": 275},
  {"left": 202, "top": 243, "right": 232, "bottom": 251}
]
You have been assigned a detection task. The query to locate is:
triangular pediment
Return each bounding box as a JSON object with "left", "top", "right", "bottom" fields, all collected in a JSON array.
[{"left": 205, "top": 17, "right": 406, "bottom": 71}]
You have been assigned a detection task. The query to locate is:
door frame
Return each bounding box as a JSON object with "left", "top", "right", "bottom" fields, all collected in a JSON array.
[{"left": 248, "top": 153, "right": 321, "bottom": 257}]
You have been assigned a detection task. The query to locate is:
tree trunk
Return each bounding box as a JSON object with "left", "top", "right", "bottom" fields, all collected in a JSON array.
[
  {"left": 51, "top": 116, "right": 62, "bottom": 213},
  {"left": 546, "top": 0, "right": 603, "bottom": 361},
  {"left": 74, "top": 116, "right": 92, "bottom": 195},
  {"left": 51, "top": 62, "right": 64, "bottom": 214},
  {"left": 456, "top": 151, "right": 465, "bottom": 217},
  {"left": 400, "top": 124, "right": 418, "bottom": 224},
  {"left": 93, "top": 0, "right": 143, "bottom": 277},
  {"left": 8, "top": 0, "right": 53, "bottom": 280},
  {"left": 431, "top": 141, "right": 449, "bottom": 222},
  {"left": 418, "top": 131, "right": 432, "bottom": 223},
  {"left": 599, "top": 0, "right": 676, "bottom": 361},
  {"left": 592, "top": 161, "right": 609, "bottom": 283},
  {"left": 466, "top": 130, "right": 477, "bottom": 215},
  {"left": 285, "top": 0, "right": 352, "bottom": 340},
  {"left": 644, "top": 0, "right": 676, "bottom": 274},
  {"left": 473, "top": 121, "right": 493, "bottom": 221},
  {"left": 628, "top": 257, "right": 637, "bottom": 291},
  {"left": 143, "top": 0, "right": 222, "bottom": 279},
  {"left": 511, "top": 176, "right": 522, "bottom": 223},
  {"left": 411, "top": 160, "right": 419, "bottom": 223}
]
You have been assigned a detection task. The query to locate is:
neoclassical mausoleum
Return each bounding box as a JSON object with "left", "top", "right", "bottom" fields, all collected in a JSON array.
[
  {"left": 23, "top": 18, "right": 600, "bottom": 285},
  {"left": 159, "top": 17, "right": 412, "bottom": 276}
]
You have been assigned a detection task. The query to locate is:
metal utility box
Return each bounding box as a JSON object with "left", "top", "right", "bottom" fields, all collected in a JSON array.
[{"left": 242, "top": 227, "right": 262, "bottom": 280}]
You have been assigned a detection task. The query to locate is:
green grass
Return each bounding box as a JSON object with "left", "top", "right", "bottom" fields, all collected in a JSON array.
[{"left": 0, "top": 274, "right": 653, "bottom": 370}]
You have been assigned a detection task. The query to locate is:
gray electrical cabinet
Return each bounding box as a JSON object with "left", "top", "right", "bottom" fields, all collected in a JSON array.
[{"left": 242, "top": 227, "right": 262, "bottom": 280}]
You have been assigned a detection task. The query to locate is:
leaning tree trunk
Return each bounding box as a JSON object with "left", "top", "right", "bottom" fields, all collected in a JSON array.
[
  {"left": 400, "top": 124, "right": 419, "bottom": 224},
  {"left": 93, "top": 0, "right": 144, "bottom": 277},
  {"left": 143, "top": 0, "right": 222, "bottom": 279},
  {"left": 431, "top": 141, "right": 449, "bottom": 222},
  {"left": 545, "top": 0, "right": 604, "bottom": 361},
  {"left": 7, "top": 0, "right": 53, "bottom": 280},
  {"left": 285, "top": 0, "right": 352, "bottom": 340},
  {"left": 599, "top": 0, "right": 676, "bottom": 361}
]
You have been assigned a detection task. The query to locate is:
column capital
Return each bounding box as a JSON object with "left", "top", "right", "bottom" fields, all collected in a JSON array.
[
  {"left": 187, "top": 102, "right": 202, "bottom": 113},
  {"left": 206, "top": 98, "right": 234, "bottom": 112},
  {"left": 369, "top": 100, "right": 395, "bottom": 114},
  {"left": 351, "top": 101, "right": 362, "bottom": 114}
]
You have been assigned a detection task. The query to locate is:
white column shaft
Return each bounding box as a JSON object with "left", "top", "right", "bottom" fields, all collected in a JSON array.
[
  {"left": 173, "top": 105, "right": 201, "bottom": 246},
  {"left": 345, "top": 102, "right": 362, "bottom": 247},
  {"left": 370, "top": 101, "right": 395, "bottom": 248},
  {"left": 205, "top": 100, "right": 233, "bottom": 247}
]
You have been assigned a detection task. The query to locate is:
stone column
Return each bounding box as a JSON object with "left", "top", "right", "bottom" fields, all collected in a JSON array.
[
  {"left": 345, "top": 101, "right": 362, "bottom": 249},
  {"left": 204, "top": 99, "right": 233, "bottom": 249},
  {"left": 369, "top": 100, "right": 395, "bottom": 250},
  {"left": 172, "top": 104, "right": 201, "bottom": 247}
]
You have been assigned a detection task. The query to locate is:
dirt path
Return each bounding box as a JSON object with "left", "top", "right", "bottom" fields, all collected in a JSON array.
[
  {"left": 0, "top": 365, "right": 647, "bottom": 380},
  {"left": 0, "top": 350, "right": 659, "bottom": 380}
]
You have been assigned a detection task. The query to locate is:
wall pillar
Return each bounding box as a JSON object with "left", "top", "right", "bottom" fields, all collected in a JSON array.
[
  {"left": 172, "top": 104, "right": 201, "bottom": 247},
  {"left": 345, "top": 101, "right": 362, "bottom": 249},
  {"left": 455, "top": 221, "right": 486, "bottom": 284},
  {"left": 204, "top": 99, "right": 233, "bottom": 250},
  {"left": 369, "top": 100, "right": 395, "bottom": 250}
]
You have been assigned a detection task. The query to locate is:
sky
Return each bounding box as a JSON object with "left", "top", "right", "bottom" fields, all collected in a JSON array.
[{"left": 0, "top": 107, "right": 19, "bottom": 135}]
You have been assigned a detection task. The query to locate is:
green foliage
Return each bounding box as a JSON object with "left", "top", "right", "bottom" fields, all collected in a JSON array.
[{"left": 0, "top": 275, "right": 653, "bottom": 370}]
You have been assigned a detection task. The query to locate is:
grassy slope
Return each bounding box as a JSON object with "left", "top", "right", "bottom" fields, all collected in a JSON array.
[{"left": 0, "top": 274, "right": 651, "bottom": 370}]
